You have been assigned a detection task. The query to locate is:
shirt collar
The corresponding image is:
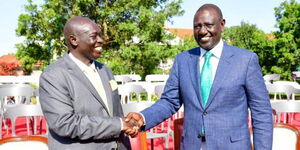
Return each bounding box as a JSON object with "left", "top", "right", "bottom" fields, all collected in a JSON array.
[
  {"left": 69, "top": 52, "right": 96, "bottom": 72},
  {"left": 200, "top": 39, "right": 223, "bottom": 59}
]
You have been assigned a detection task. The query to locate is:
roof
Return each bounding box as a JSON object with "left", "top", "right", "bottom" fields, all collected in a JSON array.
[
  {"left": 0, "top": 54, "right": 22, "bottom": 64},
  {"left": 166, "top": 28, "right": 193, "bottom": 39}
]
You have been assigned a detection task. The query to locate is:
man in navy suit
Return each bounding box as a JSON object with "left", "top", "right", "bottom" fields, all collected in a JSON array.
[{"left": 126, "top": 3, "right": 273, "bottom": 150}]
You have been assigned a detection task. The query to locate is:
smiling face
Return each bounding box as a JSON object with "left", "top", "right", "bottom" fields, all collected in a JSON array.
[
  {"left": 193, "top": 6, "right": 225, "bottom": 50},
  {"left": 65, "top": 17, "right": 104, "bottom": 65}
]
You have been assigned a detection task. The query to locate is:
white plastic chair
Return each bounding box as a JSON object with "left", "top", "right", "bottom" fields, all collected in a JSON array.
[
  {"left": 154, "top": 84, "right": 165, "bottom": 98},
  {"left": 0, "top": 84, "right": 35, "bottom": 139},
  {"left": 266, "top": 84, "right": 300, "bottom": 101},
  {"left": 271, "top": 101, "right": 300, "bottom": 124},
  {"left": 121, "top": 74, "right": 141, "bottom": 82},
  {"left": 114, "top": 75, "right": 132, "bottom": 85},
  {"left": 4, "top": 104, "right": 46, "bottom": 137},
  {"left": 145, "top": 74, "right": 169, "bottom": 83},
  {"left": 119, "top": 84, "right": 148, "bottom": 103},
  {"left": 292, "top": 71, "right": 300, "bottom": 81},
  {"left": 263, "top": 74, "right": 280, "bottom": 84},
  {"left": 0, "top": 84, "right": 34, "bottom": 106}
]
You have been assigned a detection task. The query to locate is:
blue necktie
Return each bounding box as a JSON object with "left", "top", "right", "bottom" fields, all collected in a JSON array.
[{"left": 201, "top": 51, "right": 213, "bottom": 108}]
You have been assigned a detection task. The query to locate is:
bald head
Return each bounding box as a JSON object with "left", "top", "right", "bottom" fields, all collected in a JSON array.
[
  {"left": 64, "top": 16, "right": 96, "bottom": 47},
  {"left": 193, "top": 4, "right": 225, "bottom": 50},
  {"left": 196, "top": 4, "right": 223, "bottom": 21},
  {"left": 63, "top": 16, "right": 104, "bottom": 65}
]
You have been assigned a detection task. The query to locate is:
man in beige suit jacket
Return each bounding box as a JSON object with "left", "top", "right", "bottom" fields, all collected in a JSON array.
[{"left": 39, "top": 16, "right": 137, "bottom": 150}]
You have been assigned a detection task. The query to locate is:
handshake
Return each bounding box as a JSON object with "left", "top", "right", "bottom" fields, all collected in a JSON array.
[{"left": 121, "top": 112, "right": 145, "bottom": 138}]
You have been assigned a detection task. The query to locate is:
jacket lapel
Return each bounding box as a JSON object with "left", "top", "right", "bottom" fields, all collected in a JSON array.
[
  {"left": 205, "top": 43, "right": 233, "bottom": 109},
  {"left": 188, "top": 48, "right": 204, "bottom": 109},
  {"left": 64, "top": 54, "right": 110, "bottom": 115},
  {"left": 95, "top": 62, "right": 113, "bottom": 115}
]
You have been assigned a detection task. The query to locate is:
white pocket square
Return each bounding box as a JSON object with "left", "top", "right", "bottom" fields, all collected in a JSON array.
[{"left": 109, "top": 80, "right": 118, "bottom": 91}]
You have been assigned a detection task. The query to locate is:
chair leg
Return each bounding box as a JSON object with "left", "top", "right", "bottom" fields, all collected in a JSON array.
[
  {"left": 12, "top": 120, "right": 15, "bottom": 136},
  {"left": 165, "top": 136, "right": 169, "bottom": 150},
  {"left": 0, "top": 117, "right": 2, "bottom": 139},
  {"left": 26, "top": 117, "right": 30, "bottom": 136},
  {"left": 151, "top": 139, "right": 154, "bottom": 150}
]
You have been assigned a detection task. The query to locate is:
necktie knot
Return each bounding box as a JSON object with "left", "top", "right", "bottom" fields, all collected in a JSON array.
[{"left": 204, "top": 51, "right": 213, "bottom": 60}]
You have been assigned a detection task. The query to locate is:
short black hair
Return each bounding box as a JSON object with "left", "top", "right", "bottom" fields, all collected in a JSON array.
[{"left": 196, "top": 4, "right": 223, "bottom": 20}]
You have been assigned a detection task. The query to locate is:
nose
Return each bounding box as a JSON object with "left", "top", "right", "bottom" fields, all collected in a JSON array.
[
  {"left": 198, "top": 26, "right": 208, "bottom": 35},
  {"left": 97, "top": 36, "right": 104, "bottom": 44}
]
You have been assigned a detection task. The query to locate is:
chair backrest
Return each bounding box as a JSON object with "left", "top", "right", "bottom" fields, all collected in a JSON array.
[
  {"left": 121, "top": 84, "right": 148, "bottom": 103},
  {"left": 4, "top": 104, "right": 46, "bottom": 136},
  {"left": 271, "top": 101, "right": 300, "bottom": 124},
  {"left": 121, "top": 102, "right": 154, "bottom": 115},
  {"left": 0, "top": 136, "right": 48, "bottom": 150},
  {"left": 266, "top": 84, "right": 298, "bottom": 100},
  {"left": 122, "top": 74, "right": 142, "bottom": 82},
  {"left": 292, "top": 71, "right": 300, "bottom": 78},
  {"left": 271, "top": 100, "right": 300, "bottom": 113},
  {"left": 114, "top": 75, "right": 133, "bottom": 85},
  {"left": 263, "top": 74, "right": 280, "bottom": 83},
  {"left": 154, "top": 84, "right": 165, "bottom": 98},
  {"left": 173, "top": 117, "right": 184, "bottom": 150},
  {"left": 145, "top": 74, "right": 169, "bottom": 83},
  {"left": 0, "top": 84, "right": 34, "bottom": 105},
  {"left": 273, "top": 81, "right": 300, "bottom": 89},
  {"left": 273, "top": 123, "right": 300, "bottom": 150}
]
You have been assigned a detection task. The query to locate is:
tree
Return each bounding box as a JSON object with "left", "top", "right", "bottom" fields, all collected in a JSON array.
[
  {"left": 16, "top": 0, "right": 183, "bottom": 78},
  {"left": 174, "top": 36, "right": 198, "bottom": 53},
  {"left": 222, "top": 22, "right": 276, "bottom": 76},
  {"left": 273, "top": 0, "right": 300, "bottom": 79}
]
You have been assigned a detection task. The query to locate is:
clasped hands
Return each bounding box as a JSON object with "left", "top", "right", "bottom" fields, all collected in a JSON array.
[{"left": 121, "top": 112, "right": 144, "bottom": 138}]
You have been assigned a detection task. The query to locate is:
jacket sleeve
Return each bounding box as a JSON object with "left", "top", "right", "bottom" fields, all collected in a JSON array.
[
  {"left": 246, "top": 53, "right": 273, "bottom": 150},
  {"left": 141, "top": 55, "right": 182, "bottom": 130}
]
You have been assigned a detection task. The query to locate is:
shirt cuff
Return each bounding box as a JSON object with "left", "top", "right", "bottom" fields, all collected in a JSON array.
[
  {"left": 139, "top": 113, "right": 146, "bottom": 126},
  {"left": 120, "top": 118, "right": 123, "bottom": 131}
]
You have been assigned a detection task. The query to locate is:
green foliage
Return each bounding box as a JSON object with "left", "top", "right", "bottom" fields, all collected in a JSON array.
[
  {"left": 174, "top": 36, "right": 198, "bottom": 53},
  {"left": 220, "top": 0, "right": 300, "bottom": 80},
  {"left": 15, "top": 0, "right": 184, "bottom": 77},
  {"left": 222, "top": 22, "right": 277, "bottom": 77},
  {"left": 273, "top": 0, "right": 300, "bottom": 79}
]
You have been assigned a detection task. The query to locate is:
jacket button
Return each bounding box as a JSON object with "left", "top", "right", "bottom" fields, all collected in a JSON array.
[
  {"left": 203, "top": 112, "right": 208, "bottom": 115},
  {"left": 198, "top": 134, "right": 204, "bottom": 138}
]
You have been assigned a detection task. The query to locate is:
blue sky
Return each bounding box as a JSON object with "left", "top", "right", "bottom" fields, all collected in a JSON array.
[{"left": 0, "top": 0, "right": 288, "bottom": 56}]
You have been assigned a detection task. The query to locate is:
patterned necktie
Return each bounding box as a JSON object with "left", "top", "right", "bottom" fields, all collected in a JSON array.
[{"left": 200, "top": 51, "right": 213, "bottom": 108}]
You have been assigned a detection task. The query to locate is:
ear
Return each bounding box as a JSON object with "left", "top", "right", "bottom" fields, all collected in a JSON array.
[
  {"left": 221, "top": 19, "right": 226, "bottom": 32},
  {"left": 69, "top": 35, "right": 78, "bottom": 47}
]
